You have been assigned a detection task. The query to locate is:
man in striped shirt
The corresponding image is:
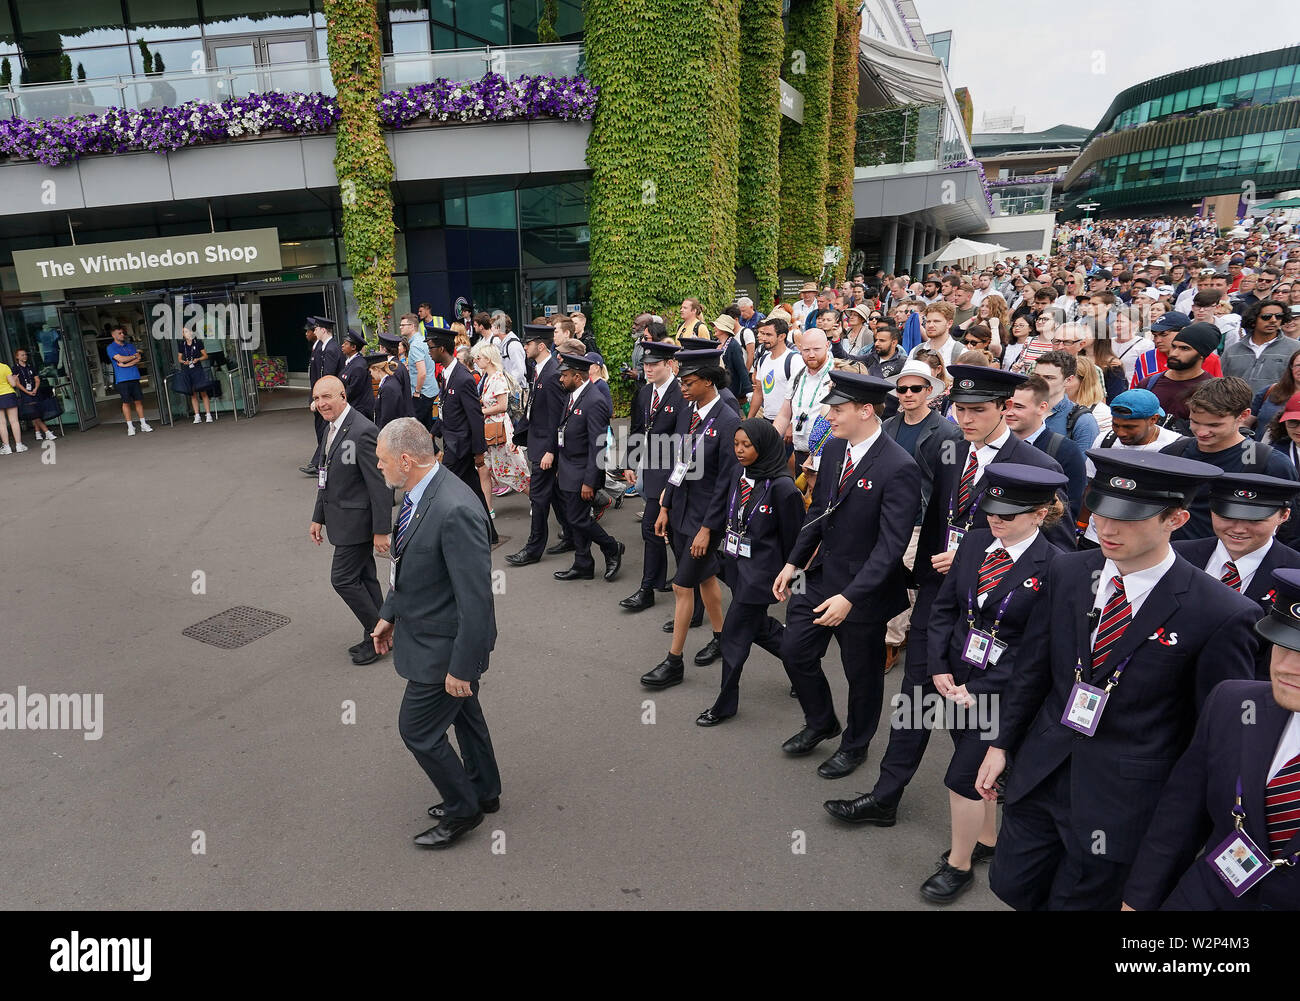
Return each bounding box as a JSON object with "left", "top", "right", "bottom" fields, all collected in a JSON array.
[{"left": 1131, "top": 311, "right": 1223, "bottom": 388}]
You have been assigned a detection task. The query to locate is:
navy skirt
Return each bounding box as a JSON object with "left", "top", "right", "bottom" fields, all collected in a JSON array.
[{"left": 174, "top": 364, "right": 212, "bottom": 394}]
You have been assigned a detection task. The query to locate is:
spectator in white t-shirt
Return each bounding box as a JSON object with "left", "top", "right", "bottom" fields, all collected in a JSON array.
[
  {"left": 773, "top": 327, "right": 833, "bottom": 470},
  {"left": 750, "top": 315, "right": 804, "bottom": 421}
]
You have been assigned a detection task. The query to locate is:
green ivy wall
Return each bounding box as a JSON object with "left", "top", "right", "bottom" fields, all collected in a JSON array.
[
  {"left": 824, "top": 0, "right": 859, "bottom": 285},
  {"left": 736, "top": 0, "right": 784, "bottom": 309}
]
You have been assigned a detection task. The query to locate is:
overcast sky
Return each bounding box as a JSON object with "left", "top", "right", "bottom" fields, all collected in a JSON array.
[{"left": 915, "top": 0, "right": 1300, "bottom": 134}]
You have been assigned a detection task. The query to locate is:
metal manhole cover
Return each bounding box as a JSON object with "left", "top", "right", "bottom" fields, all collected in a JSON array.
[{"left": 183, "top": 606, "right": 290, "bottom": 649}]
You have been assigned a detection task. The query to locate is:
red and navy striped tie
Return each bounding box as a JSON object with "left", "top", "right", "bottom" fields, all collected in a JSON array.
[
  {"left": 977, "top": 547, "right": 1014, "bottom": 596},
  {"left": 956, "top": 449, "right": 979, "bottom": 512},
  {"left": 1092, "top": 575, "right": 1130, "bottom": 671},
  {"left": 838, "top": 454, "right": 856, "bottom": 490},
  {"left": 689, "top": 407, "right": 701, "bottom": 434},
  {"left": 738, "top": 479, "right": 753, "bottom": 517},
  {"left": 1266, "top": 751, "right": 1300, "bottom": 859},
  {"left": 1220, "top": 560, "right": 1242, "bottom": 591}
]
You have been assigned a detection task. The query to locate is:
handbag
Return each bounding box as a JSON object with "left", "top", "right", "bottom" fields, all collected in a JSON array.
[{"left": 484, "top": 419, "right": 507, "bottom": 446}]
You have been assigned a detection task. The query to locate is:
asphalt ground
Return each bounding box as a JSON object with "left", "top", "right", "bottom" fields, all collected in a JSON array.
[{"left": 0, "top": 408, "right": 1004, "bottom": 910}]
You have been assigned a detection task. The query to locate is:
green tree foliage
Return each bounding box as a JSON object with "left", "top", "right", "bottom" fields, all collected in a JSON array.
[
  {"left": 585, "top": 0, "right": 741, "bottom": 407},
  {"left": 324, "top": 0, "right": 397, "bottom": 340},
  {"left": 824, "top": 0, "right": 859, "bottom": 284},
  {"left": 736, "top": 0, "right": 784, "bottom": 309},
  {"left": 777, "top": 0, "right": 835, "bottom": 277}
]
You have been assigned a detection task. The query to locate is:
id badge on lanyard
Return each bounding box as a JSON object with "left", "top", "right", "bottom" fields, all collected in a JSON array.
[
  {"left": 557, "top": 428, "right": 566, "bottom": 448},
  {"left": 724, "top": 530, "right": 752, "bottom": 558},
  {"left": 961, "top": 590, "right": 1012, "bottom": 669},
  {"left": 1061, "top": 653, "right": 1129, "bottom": 736},
  {"left": 1206, "top": 777, "right": 1298, "bottom": 897},
  {"left": 318, "top": 465, "right": 328, "bottom": 489}
]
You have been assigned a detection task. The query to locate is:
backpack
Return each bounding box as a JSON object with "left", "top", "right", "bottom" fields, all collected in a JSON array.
[
  {"left": 1140, "top": 371, "right": 1196, "bottom": 434},
  {"left": 1065, "top": 403, "right": 1090, "bottom": 440},
  {"left": 504, "top": 372, "right": 526, "bottom": 425},
  {"left": 501, "top": 332, "right": 524, "bottom": 369},
  {"left": 1042, "top": 429, "right": 1070, "bottom": 462}
]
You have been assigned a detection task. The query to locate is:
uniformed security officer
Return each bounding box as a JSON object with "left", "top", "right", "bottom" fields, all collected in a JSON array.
[
  {"left": 301, "top": 315, "right": 342, "bottom": 476},
  {"left": 773, "top": 371, "right": 921, "bottom": 779},
  {"left": 976, "top": 450, "right": 1260, "bottom": 910},
  {"left": 370, "top": 352, "right": 412, "bottom": 430},
  {"left": 378, "top": 330, "right": 411, "bottom": 398},
  {"left": 1174, "top": 472, "right": 1300, "bottom": 678},
  {"left": 553, "top": 352, "right": 624, "bottom": 582},
  {"left": 678, "top": 335, "right": 743, "bottom": 415},
  {"left": 643, "top": 349, "right": 742, "bottom": 687},
  {"left": 697, "top": 417, "right": 806, "bottom": 725},
  {"left": 506, "top": 324, "right": 574, "bottom": 566},
  {"left": 426, "top": 327, "right": 497, "bottom": 545},
  {"left": 917, "top": 463, "right": 1067, "bottom": 904},
  {"left": 1122, "top": 567, "right": 1300, "bottom": 911},
  {"left": 339, "top": 328, "right": 375, "bottom": 421},
  {"left": 619, "top": 339, "right": 683, "bottom": 612},
  {"left": 826, "top": 366, "right": 1071, "bottom": 823}
]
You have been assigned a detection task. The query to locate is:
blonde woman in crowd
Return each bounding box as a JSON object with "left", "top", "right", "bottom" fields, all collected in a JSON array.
[
  {"left": 1068, "top": 353, "right": 1113, "bottom": 436},
  {"left": 470, "top": 340, "right": 530, "bottom": 512}
]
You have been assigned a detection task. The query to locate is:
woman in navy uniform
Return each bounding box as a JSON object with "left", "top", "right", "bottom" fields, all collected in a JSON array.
[
  {"left": 643, "top": 349, "right": 742, "bottom": 689},
  {"left": 619, "top": 338, "right": 683, "bottom": 613},
  {"left": 774, "top": 371, "right": 922, "bottom": 779},
  {"left": 697, "top": 418, "right": 806, "bottom": 725},
  {"left": 370, "top": 353, "right": 413, "bottom": 430},
  {"left": 11, "top": 348, "right": 57, "bottom": 441},
  {"left": 1123, "top": 566, "right": 1300, "bottom": 911},
  {"left": 174, "top": 328, "right": 213, "bottom": 424},
  {"left": 921, "top": 463, "right": 1067, "bottom": 903},
  {"left": 1173, "top": 472, "right": 1300, "bottom": 679},
  {"left": 379, "top": 331, "right": 411, "bottom": 398},
  {"left": 975, "top": 450, "right": 1260, "bottom": 910},
  {"left": 339, "top": 328, "right": 376, "bottom": 422}
]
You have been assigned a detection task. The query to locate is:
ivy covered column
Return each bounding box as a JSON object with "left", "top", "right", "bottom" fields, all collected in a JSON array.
[
  {"left": 777, "top": 0, "right": 835, "bottom": 279},
  {"left": 585, "top": 0, "right": 742, "bottom": 400},
  {"left": 736, "top": 0, "right": 784, "bottom": 309},
  {"left": 824, "top": 0, "right": 860, "bottom": 284},
  {"left": 324, "top": 0, "right": 397, "bottom": 339}
]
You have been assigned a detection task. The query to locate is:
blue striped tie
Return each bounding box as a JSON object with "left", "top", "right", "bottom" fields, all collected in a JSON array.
[{"left": 394, "top": 494, "right": 414, "bottom": 556}]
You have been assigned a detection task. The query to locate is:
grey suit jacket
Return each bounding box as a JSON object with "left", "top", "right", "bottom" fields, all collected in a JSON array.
[
  {"left": 379, "top": 467, "right": 497, "bottom": 685},
  {"left": 311, "top": 407, "right": 393, "bottom": 546}
]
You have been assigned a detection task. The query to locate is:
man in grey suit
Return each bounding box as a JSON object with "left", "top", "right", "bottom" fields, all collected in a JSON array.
[
  {"left": 310, "top": 375, "right": 393, "bottom": 665},
  {"left": 371, "top": 418, "right": 502, "bottom": 849}
]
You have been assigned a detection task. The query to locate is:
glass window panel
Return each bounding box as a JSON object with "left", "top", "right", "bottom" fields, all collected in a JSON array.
[
  {"left": 1222, "top": 135, "right": 1243, "bottom": 150},
  {"left": 1172, "top": 90, "right": 1187, "bottom": 113},
  {"left": 432, "top": 24, "right": 456, "bottom": 49},
  {"left": 1280, "top": 143, "right": 1300, "bottom": 172},
  {"left": 511, "top": 0, "right": 540, "bottom": 44},
  {"left": 1256, "top": 68, "right": 1275, "bottom": 91},
  {"left": 65, "top": 45, "right": 136, "bottom": 80},
  {"left": 1258, "top": 144, "right": 1280, "bottom": 173},
  {"left": 1186, "top": 140, "right": 1203, "bottom": 154},
  {"left": 126, "top": 0, "right": 201, "bottom": 38},
  {"left": 444, "top": 196, "right": 467, "bottom": 226},
  {"left": 1203, "top": 81, "right": 1220, "bottom": 102},
  {"left": 555, "top": 0, "right": 583, "bottom": 40},
  {"left": 1159, "top": 93, "right": 1174, "bottom": 116},
  {"left": 466, "top": 190, "right": 515, "bottom": 229},
  {"left": 1264, "top": 130, "right": 1286, "bottom": 145},
  {"left": 404, "top": 202, "right": 443, "bottom": 228},
  {"left": 432, "top": 0, "right": 457, "bottom": 25},
  {"left": 134, "top": 37, "right": 204, "bottom": 76},
  {"left": 1203, "top": 138, "right": 1221, "bottom": 153},
  {"left": 1238, "top": 72, "right": 1256, "bottom": 93},
  {"left": 1187, "top": 85, "right": 1203, "bottom": 108},
  {"left": 455, "top": 31, "right": 482, "bottom": 48},
  {"left": 201, "top": 0, "right": 311, "bottom": 35},
  {"left": 391, "top": 22, "right": 430, "bottom": 53},
  {"left": 456, "top": 1, "right": 507, "bottom": 44},
  {"left": 1240, "top": 133, "right": 1262, "bottom": 149},
  {"left": 19, "top": 0, "right": 124, "bottom": 44}
]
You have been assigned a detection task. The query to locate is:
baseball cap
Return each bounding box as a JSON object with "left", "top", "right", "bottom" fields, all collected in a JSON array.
[
  {"left": 1109, "top": 389, "right": 1164, "bottom": 420},
  {"left": 1150, "top": 310, "right": 1191, "bottom": 333}
]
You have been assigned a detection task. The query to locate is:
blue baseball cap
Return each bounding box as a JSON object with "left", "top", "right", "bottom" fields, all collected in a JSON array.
[
  {"left": 1150, "top": 310, "right": 1190, "bottom": 333},
  {"left": 1108, "top": 389, "right": 1164, "bottom": 420}
]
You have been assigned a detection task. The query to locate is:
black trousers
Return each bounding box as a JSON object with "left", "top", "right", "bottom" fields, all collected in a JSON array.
[
  {"left": 639, "top": 491, "right": 669, "bottom": 590},
  {"left": 780, "top": 578, "right": 887, "bottom": 755},
  {"left": 712, "top": 600, "right": 785, "bottom": 717},
  {"left": 331, "top": 541, "right": 383, "bottom": 637},
  {"left": 523, "top": 457, "right": 571, "bottom": 556},
  {"left": 444, "top": 451, "right": 498, "bottom": 544},
  {"left": 560, "top": 487, "right": 618, "bottom": 571},
  {"left": 399, "top": 677, "right": 501, "bottom": 821},
  {"left": 871, "top": 578, "right": 940, "bottom": 808},
  {"left": 989, "top": 761, "right": 1129, "bottom": 911},
  {"left": 413, "top": 394, "right": 436, "bottom": 433}
]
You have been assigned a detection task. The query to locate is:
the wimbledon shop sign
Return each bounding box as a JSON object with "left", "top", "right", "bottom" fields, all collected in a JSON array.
[{"left": 14, "top": 229, "right": 282, "bottom": 293}]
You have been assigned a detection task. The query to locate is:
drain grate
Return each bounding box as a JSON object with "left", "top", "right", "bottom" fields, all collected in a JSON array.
[{"left": 183, "top": 606, "right": 290, "bottom": 649}]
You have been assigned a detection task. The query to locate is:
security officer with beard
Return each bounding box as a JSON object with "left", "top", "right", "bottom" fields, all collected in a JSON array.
[{"left": 620, "top": 338, "right": 683, "bottom": 611}]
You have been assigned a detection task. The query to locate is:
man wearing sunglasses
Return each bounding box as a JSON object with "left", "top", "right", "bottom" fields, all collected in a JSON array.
[{"left": 1222, "top": 300, "right": 1300, "bottom": 396}]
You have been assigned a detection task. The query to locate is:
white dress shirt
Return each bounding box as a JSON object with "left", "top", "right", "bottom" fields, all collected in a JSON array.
[
  {"left": 325, "top": 403, "right": 352, "bottom": 455},
  {"left": 978, "top": 528, "right": 1040, "bottom": 607},
  {"left": 1204, "top": 538, "right": 1273, "bottom": 593},
  {"left": 968, "top": 427, "right": 1013, "bottom": 487},
  {"left": 1089, "top": 546, "right": 1178, "bottom": 648},
  {"left": 1269, "top": 712, "right": 1300, "bottom": 781}
]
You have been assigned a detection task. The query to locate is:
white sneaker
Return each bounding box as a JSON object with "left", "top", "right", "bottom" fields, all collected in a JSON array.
[
  {"left": 0, "top": 444, "right": 10, "bottom": 455},
  {"left": 205, "top": 412, "right": 213, "bottom": 423},
  {"left": 44, "top": 431, "right": 56, "bottom": 440},
  {"left": 126, "top": 423, "right": 136, "bottom": 436},
  {"left": 14, "top": 443, "right": 27, "bottom": 453},
  {"left": 139, "top": 420, "right": 154, "bottom": 432},
  {"left": 194, "top": 413, "right": 202, "bottom": 424}
]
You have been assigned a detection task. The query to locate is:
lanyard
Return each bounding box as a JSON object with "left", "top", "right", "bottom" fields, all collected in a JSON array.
[
  {"left": 948, "top": 487, "right": 986, "bottom": 530},
  {"left": 1232, "top": 776, "right": 1300, "bottom": 867},
  {"left": 966, "top": 588, "right": 1016, "bottom": 638},
  {"left": 795, "top": 367, "right": 830, "bottom": 411},
  {"left": 1074, "top": 653, "right": 1132, "bottom": 691},
  {"left": 683, "top": 414, "right": 717, "bottom": 465},
  {"left": 728, "top": 478, "right": 772, "bottom": 532},
  {"left": 559, "top": 384, "right": 586, "bottom": 431}
]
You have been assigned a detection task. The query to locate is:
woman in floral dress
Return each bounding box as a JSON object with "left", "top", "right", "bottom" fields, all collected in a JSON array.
[{"left": 469, "top": 341, "right": 530, "bottom": 509}]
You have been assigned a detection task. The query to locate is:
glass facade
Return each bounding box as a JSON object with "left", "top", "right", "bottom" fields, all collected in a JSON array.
[
  {"left": 0, "top": 0, "right": 583, "bottom": 83},
  {"left": 1077, "top": 127, "right": 1300, "bottom": 196},
  {"left": 1109, "top": 64, "right": 1300, "bottom": 132}
]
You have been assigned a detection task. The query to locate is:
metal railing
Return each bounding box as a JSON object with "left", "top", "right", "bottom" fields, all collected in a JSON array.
[{"left": 0, "top": 43, "right": 584, "bottom": 122}]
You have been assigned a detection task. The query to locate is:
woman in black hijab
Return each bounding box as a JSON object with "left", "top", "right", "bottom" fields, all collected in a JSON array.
[{"left": 697, "top": 418, "right": 807, "bottom": 726}]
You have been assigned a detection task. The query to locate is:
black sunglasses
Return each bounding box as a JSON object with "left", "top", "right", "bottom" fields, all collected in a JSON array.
[
  {"left": 896, "top": 384, "right": 930, "bottom": 394},
  {"left": 1259, "top": 312, "right": 1285, "bottom": 320}
]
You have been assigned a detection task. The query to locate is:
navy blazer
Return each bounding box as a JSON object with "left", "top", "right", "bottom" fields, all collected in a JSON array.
[
  {"left": 721, "top": 474, "right": 806, "bottom": 604},
  {"left": 438, "top": 361, "right": 486, "bottom": 465},
  {"left": 993, "top": 549, "right": 1259, "bottom": 864},
  {"left": 340, "top": 353, "right": 375, "bottom": 420},
  {"left": 787, "top": 432, "right": 921, "bottom": 623},
  {"left": 662, "top": 397, "right": 743, "bottom": 537},
  {"left": 1173, "top": 537, "right": 1300, "bottom": 679},
  {"left": 628, "top": 378, "right": 685, "bottom": 497},
  {"left": 312, "top": 337, "right": 343, "bottom": 385},
  {"left": 917, "top": 432, "right": 1075, "bottom": 589},
  {"left": 310, "top": 407, "right": 394, "bottom": 545},
  {"left": 557, "top": 380, "right": 611, "bottom": 493},
  {"left": 1124, "top": 680, "right": 1300, "bottom": 910},
  {"left": 1028, "top": 429, "right": 1087, "bottom": 521},
  {"left": 523, "top": 356, "right": 567, "bottom": 459},
  {"left": 927, "top": 528, "right": 1060, "bottom": 696},
  {"left": 719, "top": 386, "right": 742, "bottom": 415},
  {"left": 374, "top": 371, "right": 414, "bottom": 430}
]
